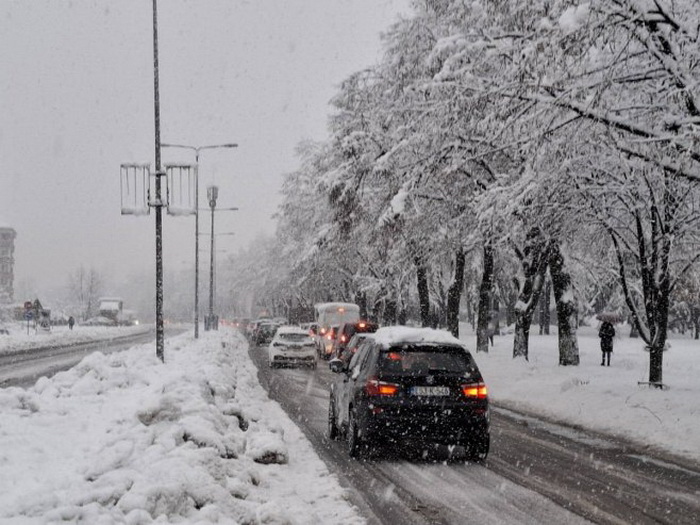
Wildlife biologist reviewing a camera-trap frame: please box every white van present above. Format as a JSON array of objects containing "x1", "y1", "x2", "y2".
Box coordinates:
[{"x1": 314, "y1": 302, "x2": 360, "y2": 358}]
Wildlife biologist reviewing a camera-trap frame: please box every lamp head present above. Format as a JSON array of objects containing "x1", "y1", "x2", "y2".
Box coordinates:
[{"x1": 207, "y1": 185, "x2": 219, "y2": 207}]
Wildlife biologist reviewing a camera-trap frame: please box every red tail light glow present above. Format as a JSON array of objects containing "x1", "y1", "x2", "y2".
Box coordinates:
[
  {"x1": 341, "y1": 335, "x2": 347, "y2": 343},
  {"x1": 462, "y1": 383, "x2": 488, "y2": 399},
  {"x1": 366, "y1": 378, "x2": 399, "y2": 396}
]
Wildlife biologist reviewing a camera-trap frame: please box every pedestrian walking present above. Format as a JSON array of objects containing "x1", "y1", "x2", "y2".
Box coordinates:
[
  {"x1": 68, "y1": 316, "x2": 75, "y2": 330},
  {"x1": 599, "y1": 320, "x2": 615, "y2": 366},
  {"x1": 486, "y1": 310, "x2": 499, "y2": 346}
]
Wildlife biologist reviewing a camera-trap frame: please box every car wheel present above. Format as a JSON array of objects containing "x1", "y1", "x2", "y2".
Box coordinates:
[
  {"x1": 464, "y1": 432, "x2": 490, "y2": 462},
  {"x1": 347, "y1": 408, "x2": 364, "y2": 458},
  {"x1": 328, "y1": 396, "x2": 339, "y2": 441}
]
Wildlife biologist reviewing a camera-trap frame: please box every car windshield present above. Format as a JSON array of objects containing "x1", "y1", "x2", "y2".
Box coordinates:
[
  {"x1": 378, "y1": 345, "x2": 479, "y2": 378},
  {"x1": 279, "y1": 333, "x2": 308, "y2": 342}
]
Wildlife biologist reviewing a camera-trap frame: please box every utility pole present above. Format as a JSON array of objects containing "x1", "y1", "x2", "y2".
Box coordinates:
[
  {"x1": 161, "y1": 143, "x2": 237, "y2": 338},
  {"x1": 152, "y1": 0, "x2": 165, "y2": 361},
  {"x1": 206, "y1": 185, "x2": 218, "y2": 330}
]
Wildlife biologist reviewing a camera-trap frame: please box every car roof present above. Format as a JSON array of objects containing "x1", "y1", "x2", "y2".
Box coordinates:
[{"x1": 371, "y1": 326, "x2": 465, "y2": 349}]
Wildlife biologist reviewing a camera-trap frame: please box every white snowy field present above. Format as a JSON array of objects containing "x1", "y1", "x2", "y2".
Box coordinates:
[
  {"x1": 469, "y1": 322, "x2": 700, "y2": 464},
  {"x1": 0, "y1": 321, "x2": 698, "y2": 523}
]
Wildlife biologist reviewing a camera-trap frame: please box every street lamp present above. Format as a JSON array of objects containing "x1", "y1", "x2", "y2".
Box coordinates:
[
  {"x1": 206, "y1": 185, "x2": 219, "y2": 330},
  {"x1": 161, "y1": 143, "x2": 237, "y2": 338},
  {"x1": 152, "y1": 0, "x2": 165, "y2": 361}
]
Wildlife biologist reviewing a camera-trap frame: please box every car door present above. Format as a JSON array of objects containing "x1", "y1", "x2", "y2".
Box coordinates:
[
  {"x1": 337, "y1": 341, "x2": 372, "y2": 428},
  {"x1": 345, "y1": 342, "x2": 376, "y2": 419}
]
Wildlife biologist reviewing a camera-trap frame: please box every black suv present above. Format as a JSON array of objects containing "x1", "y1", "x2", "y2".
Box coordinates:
[{"x1": 328, "y1": 327, "x2": 489, "y2": 460}]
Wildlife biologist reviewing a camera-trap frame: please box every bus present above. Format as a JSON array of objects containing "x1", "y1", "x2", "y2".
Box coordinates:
[{"x1": 314, "y1": 302, "x2": 360, "y2": 358}]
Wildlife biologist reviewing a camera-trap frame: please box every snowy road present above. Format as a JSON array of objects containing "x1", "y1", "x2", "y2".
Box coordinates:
[{"x1": 249, "y1": 344, "x2": 700, "y2": 525}]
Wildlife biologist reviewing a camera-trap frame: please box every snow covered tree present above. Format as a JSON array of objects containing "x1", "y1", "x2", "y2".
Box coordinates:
[{"x1": 67, "y1": 266, "x2": 102, "y2": 321}]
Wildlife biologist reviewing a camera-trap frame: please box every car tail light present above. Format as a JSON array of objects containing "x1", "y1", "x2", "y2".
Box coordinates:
[
  {"x1": 366, "y1": 377, "x2": 399, "y2": 396},
  {"x1": 320, "y1": 327, "x2": 327, "y2": 335},
  {"x1": 341, "y1": 334, "x2": 347, "y2": 343},
  {"x1": 326, "y1": 333, "x2": 333, "y2": 341},
  {"x1": 359, "y1": 322, "x2": 366, "y2": 328},
  {"x1": 462, "y1": 383, "x2": 488, "y2": 399}
]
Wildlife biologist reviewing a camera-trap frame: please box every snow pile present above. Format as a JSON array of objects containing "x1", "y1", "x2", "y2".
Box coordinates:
[
  {"x1": 373, "y1": 326, "x2": 463, "y2": 347},
  {"x1": 0, "y1": 329, "x2": 363, "y2": 524}
]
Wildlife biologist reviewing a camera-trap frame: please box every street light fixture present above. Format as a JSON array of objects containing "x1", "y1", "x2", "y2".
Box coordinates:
[{"x1": 161, "y1": 142, "x2": 238, "y2": 338}]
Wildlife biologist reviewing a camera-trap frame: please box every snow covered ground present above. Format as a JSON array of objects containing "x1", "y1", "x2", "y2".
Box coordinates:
[
  {"x1": 0, "y1": 328, "x2": 363, "y2": 524},
  {"x1": 472, "y1": 322, "x2": 700, "y2": 464},
  {"x1": 0, "y1": 321, "x2": 698, "y2": 523}
]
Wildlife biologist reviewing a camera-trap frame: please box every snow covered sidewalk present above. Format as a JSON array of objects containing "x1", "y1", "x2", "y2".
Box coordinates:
[
  {"x1": 470, "y1": 324, "x2": 700, "y2": 464},
  {"x1": 0, "y1": 329, "x2": 364, "y2": 524}
]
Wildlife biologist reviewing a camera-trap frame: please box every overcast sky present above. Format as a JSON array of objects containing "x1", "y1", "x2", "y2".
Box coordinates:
[{"x1": 0, "y1": 0, "x2": 412, "y2": 299}]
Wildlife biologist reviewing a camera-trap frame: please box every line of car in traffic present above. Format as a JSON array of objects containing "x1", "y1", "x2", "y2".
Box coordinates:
[{"x1": 243, "y1": 317, "x2": 490, "y2": 462}]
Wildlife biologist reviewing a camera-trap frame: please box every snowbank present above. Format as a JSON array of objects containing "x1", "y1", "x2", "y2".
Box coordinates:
[{"x1": 0, "y1": 329, "x2": 363, "y2": 524}]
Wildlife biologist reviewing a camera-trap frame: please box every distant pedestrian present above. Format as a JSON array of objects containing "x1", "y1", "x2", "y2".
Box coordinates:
[
  {"x1": 599, "y1": 321, "x2": 615, "y2": 366},
  {"x1": 68, "y1": 316, "x2": 75, "y2": 330},
  {"x1": 487, "y1": 311, "x2": 497, "y2": 346}
]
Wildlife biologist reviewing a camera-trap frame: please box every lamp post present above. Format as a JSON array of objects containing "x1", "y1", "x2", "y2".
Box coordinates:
[
  {"x1": 206, "y1": 185, "x2": 219, "y2": 330},
  {"x1": 161, "y1": 143, "x2": 237, "y2": 338},
  {"x1": 151, "y1": 0, "x2": 165, "y2": 361}
]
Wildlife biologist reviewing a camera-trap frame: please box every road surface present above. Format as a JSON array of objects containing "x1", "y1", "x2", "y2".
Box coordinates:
[{"x1": 248, "y1": 343, "x2": 700, "y2": 525}]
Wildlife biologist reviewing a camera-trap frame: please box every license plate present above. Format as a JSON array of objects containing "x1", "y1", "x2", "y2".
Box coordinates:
[{"x1": 411, "y1": 386, "x2": 450, "y2": 396}]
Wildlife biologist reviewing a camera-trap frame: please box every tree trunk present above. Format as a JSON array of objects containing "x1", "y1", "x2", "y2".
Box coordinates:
[
  {"x1": 648, "y1": 343, "x2": 664, "y2": 385},
  {"x1": 356, "y1": 291, "x2": 368, "y2": 319},
  {"x1": 446, "y1": 248, "x2": 466, "y2": 338},
  {"x1": 398, "y1": 308, "x2": 407, "y2": 325},
  {"x1": 384, "y1": 299, "x2": 397, "y2": 326},
  {"x1": 415, "y1": 256, "x2": 431, "y2": 327},
  {"x1": 548, "y1": 240, "x2": 580, "y2": 366},
  {"x1": 513, "y1": 228, "x2": 549, "y2": 360},
  {"x1": 476, "y1": 243, "x2": 494, "y2": 353},
  {"x1": 539, "y1": 279, "x2": 551, "y2": 335},
  {"x1": 629, "y1": 314, "x2": 640, "y2": 338}
]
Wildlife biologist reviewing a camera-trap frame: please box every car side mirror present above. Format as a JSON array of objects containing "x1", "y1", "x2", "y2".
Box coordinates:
[{"x1": 328, "y1": 358, "x2": 348, "y2": 374}]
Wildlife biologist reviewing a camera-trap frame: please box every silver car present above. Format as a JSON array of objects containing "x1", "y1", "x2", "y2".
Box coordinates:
[{"x1": 268, "y1": 325, "x2": 317, "y2": 369}]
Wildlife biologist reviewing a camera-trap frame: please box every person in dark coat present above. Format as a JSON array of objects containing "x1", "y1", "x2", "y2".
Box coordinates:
[
  {"x1": 599, "y1": 321, "x2": 615, "y2": 366},
  {"x1": 68, "y1": 316, "x2": 75, "y2": 330}
]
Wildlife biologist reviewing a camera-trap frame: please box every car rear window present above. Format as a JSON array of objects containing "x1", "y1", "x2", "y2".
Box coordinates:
[
  {"x1": 378, "y1": 345, "x2": 479, "y2": 377},
  {"x1": 279, "y1": 333, "x2": 309, "y2": 342}
]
